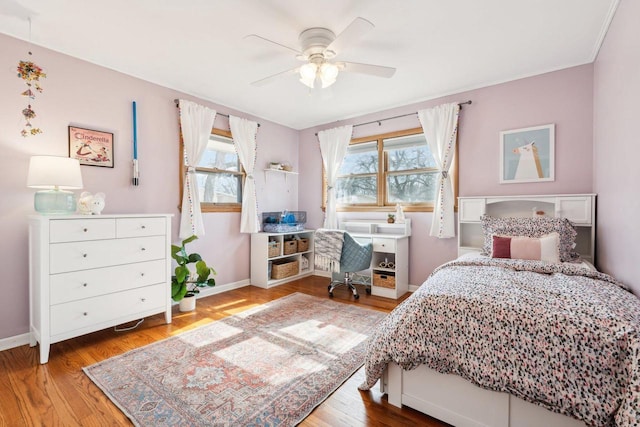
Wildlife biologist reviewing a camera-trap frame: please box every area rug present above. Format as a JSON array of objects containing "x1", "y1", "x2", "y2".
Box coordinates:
[{"x1": 83, "y1": 292, "x2": 387, "y2": 426}]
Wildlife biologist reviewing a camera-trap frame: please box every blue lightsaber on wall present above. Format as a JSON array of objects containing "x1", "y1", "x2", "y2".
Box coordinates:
[{"x1": 132, "y1": 101, "x2": 139, "y2": 186}]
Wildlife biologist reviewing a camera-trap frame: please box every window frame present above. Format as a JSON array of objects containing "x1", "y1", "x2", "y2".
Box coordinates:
[
  {"x1": 179, "y1": 128, "x2": 244, "y2": 213},
  {"x1": 322, "y1": 127, "x2": 458, "y2": 212}
]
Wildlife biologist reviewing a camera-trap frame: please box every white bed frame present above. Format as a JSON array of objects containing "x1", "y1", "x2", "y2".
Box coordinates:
[{"x1": 380, "y1": 194, "x2": 596, "y2": 427}]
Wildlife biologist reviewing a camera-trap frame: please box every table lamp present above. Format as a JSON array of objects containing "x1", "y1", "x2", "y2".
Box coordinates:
[{"x1": 27, "y1": 156, "x2": 83, "y2": 214}]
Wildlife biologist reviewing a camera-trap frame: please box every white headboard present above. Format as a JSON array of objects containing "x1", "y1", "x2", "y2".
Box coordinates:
[{"x1": 457, "y1": 194, "x2": 596, "y2": 262}]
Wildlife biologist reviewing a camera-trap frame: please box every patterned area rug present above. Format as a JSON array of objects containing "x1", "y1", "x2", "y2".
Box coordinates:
[{"x1": 83, "y1": 293, "x2": 387, "y2": 426}]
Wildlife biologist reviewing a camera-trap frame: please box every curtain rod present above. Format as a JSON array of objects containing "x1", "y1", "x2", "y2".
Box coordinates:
[
  {"x1": 313, "y1": 100, "x2": 472, "y2": 136},
  {"x1": 173, "y1": 99, "x2": 260, "y2": 127},
  {"x1": 351, "y1": 100, "x2": 472, "y2": 129}
]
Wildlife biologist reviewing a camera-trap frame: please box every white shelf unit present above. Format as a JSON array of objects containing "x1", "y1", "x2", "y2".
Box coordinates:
[
  {"x1": 457, "y1": 194, "x2": 596, "y2": 263},
  {"x1": 338, "y1": 219, "x2": 411, "y2": 299},
  {"x1": 28, "y1": 214, "x2": 173, "y2": 364},
  {"x1": 263, "y1": 169, "x2": 298, "y2": 175},
  {"x1": 251, "y1": 229, "x2": 314, "y2": 288}
]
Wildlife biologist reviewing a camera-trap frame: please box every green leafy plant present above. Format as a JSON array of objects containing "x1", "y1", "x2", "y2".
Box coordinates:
[{"x1": 171, "y1": 235, "x2": 216, "y2": 302}]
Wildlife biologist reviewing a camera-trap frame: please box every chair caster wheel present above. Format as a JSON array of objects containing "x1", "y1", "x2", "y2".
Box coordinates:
[
  {"x1": 366, "y1": 288, "x2": 371, "y2": 295},
  {"x1": 327, "y1": 285, "x2": 332, "y2": 291},
  {"x1": 329, "y1": 292, "x2": 334, "y2": 298},
  {"x1": 354, "y1": 294, "x2": 360, "y2": 300}
]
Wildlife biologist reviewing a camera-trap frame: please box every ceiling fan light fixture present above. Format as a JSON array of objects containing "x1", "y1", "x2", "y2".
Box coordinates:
[
  {"x1": 319, "y1": 62, "x2": 339, "y2": 88},
  {"x1": 299, "y1": 63, "x2": 318, "y2": 88}
]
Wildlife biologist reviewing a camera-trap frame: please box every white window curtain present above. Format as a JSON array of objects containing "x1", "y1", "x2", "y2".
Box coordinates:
[
  {"x1": 230, "y1": 115, "x2": 259, "y2": 233},
  {"x1": 318, "y1": 125, "x2": 353, "y2": 229},
  {"x1": 178, "y1": 99, "x2": 216, "y2": 238},
  {"x1": 418, "y1": 102, "x2": 460, "y2": 238}
]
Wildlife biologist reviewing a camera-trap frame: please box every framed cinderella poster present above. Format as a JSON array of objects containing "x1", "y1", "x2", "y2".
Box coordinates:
[{"x1": 68, "y1": 126, "x2": 114, "y2": 168}]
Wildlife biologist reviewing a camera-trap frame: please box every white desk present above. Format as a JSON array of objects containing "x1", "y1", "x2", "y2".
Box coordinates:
[{"x1": 338, "y1": 219, "x2": 411, "y2": 299}]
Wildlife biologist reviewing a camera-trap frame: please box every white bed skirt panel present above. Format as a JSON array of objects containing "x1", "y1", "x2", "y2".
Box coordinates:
[{"x1": 382, "y1": 363, "x2": 586, "y2": 427}]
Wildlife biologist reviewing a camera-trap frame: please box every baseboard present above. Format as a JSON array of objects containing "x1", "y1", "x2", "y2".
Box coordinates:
[
  {"x1": 0, "y1": 333, "x2": 31, "y2": 352},
  {"x1": 0, "y1": 279, "x2": 252, "y2": 353},
  {"x1": 191, "y1": 278, "x2": 251, "y2": 300}
]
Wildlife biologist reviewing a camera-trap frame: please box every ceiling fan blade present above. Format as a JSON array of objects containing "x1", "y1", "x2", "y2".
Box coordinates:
[
  {"x1": 337, "y1": 61, "x2": 396, "y2": 78},
  {"x1": 326, "y1": 17, "x2": 374, "y2": 54},
  {"x1": 244, "y1": 34, "x2": 301, "y2": 55},
  {"x1": 250, "y1": 67, "x2": 300, "y2": 87}
]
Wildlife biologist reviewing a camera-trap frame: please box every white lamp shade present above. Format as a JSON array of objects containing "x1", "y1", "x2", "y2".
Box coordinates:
[
  {"x1": 299, "y1": 63, "x2": 318, "y2": 88},
  {"x1": 27, "y1": 156, "x2": 83, "y2": 189},
  {"x1": 320, "y1": 63, "x2": 339, "y2": 88}
]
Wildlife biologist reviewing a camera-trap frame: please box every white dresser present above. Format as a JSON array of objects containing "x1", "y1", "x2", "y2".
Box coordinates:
[{"x1": 28, "y1": 214, "x2": 173, "y2": 364}]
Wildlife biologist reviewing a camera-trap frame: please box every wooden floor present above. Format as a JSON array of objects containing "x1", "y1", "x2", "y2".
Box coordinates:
[{"x1": 0, "y1": 276, "x2": 449, "y2": 426}]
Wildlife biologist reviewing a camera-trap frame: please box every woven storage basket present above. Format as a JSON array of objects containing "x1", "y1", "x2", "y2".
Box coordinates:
[
  {"x1": 283, "y1": 240, "x2": 298, "y2": 255},
  {"x1": 297, "y1": 238, "x2": 309, "y2": 252},
  {"x1": 373, "y1": 272, "x2": 396, "y2": 289},
  {"x1": 271, "y1": 259, "x2": 299, "y2": 279},
  {"x1": 268, "y1": 242, "x2": 281, "y2": 258}
]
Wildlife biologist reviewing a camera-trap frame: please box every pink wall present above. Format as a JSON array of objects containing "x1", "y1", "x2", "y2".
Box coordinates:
[
  {"x1": 0, "y1": 33, "x2": 298, "y2": 340},
  {"x1": 594, "y1": 0, "x2": 640, "y2": 294},
  {"x1": 299, "y1": 65, "x2": 595, "y2": 286},
  {"x1": 1, "y1": 26, "x2": 614, "y2": 342}
]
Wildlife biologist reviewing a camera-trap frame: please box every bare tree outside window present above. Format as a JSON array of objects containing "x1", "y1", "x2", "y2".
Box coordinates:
[
  {"x1": 323, "y1": 127, "x2": 456, "y2": 212},
  {"x1": 180, "y1": 129, "x2": 244, "y2": 213},
  {"x1": 384, "y1": 133, "x2": 438, "y2": 204},
  {"x1": 336, "y1": 141, "x2": 377, "y2": 204}
]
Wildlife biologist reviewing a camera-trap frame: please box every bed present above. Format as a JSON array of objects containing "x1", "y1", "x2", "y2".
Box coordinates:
[{"x1": 359, "y1": 195, "x2": 640, "y2": 427}]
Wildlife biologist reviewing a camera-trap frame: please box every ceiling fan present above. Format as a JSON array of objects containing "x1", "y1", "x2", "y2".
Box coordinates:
[{"x1": 245, "y1": 17, "x2": 396, "y2": 89}]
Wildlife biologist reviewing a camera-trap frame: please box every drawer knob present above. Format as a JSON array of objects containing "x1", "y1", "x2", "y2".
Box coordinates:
[
  {"x1": 140, "y1": 273, "x2": 145, "y2": 277},
  {"x1": 83, "y1": 228, "x2": 88, "y2": 232},
  {"x1": 141, "y1": 247, "x2": 146, "y2": 251},
  {"x1": 141, "y1": 225, "x2": 146, "y2": 229},
  {"x1": 83, "y1": 283, "x2": 88, "y2": 287},
  {"x1": 141, "y1": 298, "x2": 146, "y2": 302},
  {"x1": 83, "y1": 312, "x2": 88, "y2": 316},
  {"x1": 82, "y1": 254, "x2": 87, "y2": 258}
]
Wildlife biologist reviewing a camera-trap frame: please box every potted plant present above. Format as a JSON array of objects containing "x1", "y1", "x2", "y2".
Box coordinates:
[{"x1": 171, "y1": 235, "x2": 216, "y2": 312}]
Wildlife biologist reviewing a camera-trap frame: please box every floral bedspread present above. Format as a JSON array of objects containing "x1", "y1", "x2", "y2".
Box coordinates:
[{"x1": 359, "y1": 258, "x2": 640, "y2": 426}]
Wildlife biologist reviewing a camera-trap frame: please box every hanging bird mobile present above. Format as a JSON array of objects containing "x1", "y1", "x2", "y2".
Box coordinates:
[{"x1": 17, "y1": 54, "x2": 46, "y2": 137}]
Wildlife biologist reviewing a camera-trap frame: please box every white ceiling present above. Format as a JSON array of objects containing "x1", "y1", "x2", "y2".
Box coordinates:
[{"x1": 0, "y1": 0, "x2": 619, "y2": 130}]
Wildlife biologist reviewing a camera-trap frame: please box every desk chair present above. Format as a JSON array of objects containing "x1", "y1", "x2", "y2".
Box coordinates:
[{"x1": 328, "y1": 232, "x2": 373, "y2": 300}]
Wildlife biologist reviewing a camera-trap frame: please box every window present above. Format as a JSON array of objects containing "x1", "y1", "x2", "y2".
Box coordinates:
[
  {"x1": 179, "y1": 129, "x2": 244, "y2": 213},
  {"x1": 324, "y1": 127, "x2": 457, "y2": 212}
]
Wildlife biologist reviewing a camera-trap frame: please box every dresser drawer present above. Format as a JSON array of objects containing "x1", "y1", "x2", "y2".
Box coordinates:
[
  {"x1": 50, "y1": 236, "x2": 166, "y2": 274},
  {"x1": 116, "y1": 217, "x2": 167, "y2": 238},
  {"x1": 50, "y1": 218, "x2": 116, "y2": 243},
  {"x1": 372, "y1": 238, "x2": 396, "y2": 253},
  {"x1": 50, "y1": 283, "x2": 166, "y2": 337},
  {"x1": 50, "y1": 259, "x2": 167, "y2": 305}
]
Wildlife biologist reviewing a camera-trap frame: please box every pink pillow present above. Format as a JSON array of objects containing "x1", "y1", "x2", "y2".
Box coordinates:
[{"x1": 491, "y1": 232, "x2": 560, "y2": 263}]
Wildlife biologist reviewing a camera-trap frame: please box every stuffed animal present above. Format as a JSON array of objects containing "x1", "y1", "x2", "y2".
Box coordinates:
[{"x1": 77, "y1": 192, "x2": 106, "y2": 215}]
